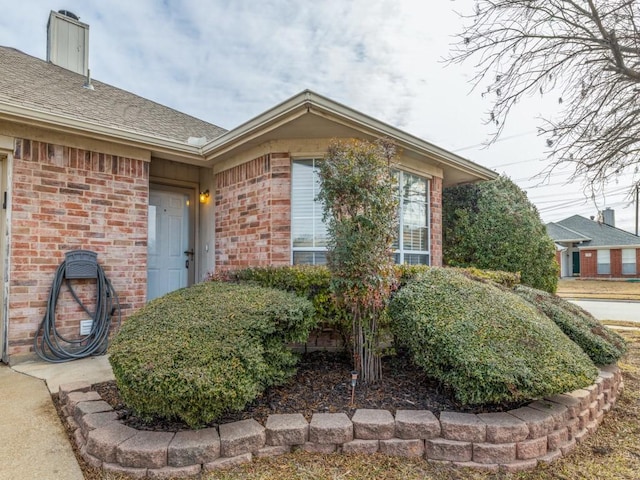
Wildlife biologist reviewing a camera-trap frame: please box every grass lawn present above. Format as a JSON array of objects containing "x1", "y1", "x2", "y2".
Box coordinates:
[
  {"x1": 557, "y1": 279, "x2": 640, "y2": 301},
  {"x1": 87, "y1": 330, "x2": 640, "y2": 480}
]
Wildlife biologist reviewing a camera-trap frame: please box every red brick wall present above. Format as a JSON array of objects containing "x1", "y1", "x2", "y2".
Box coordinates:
[
  {"x1": 579, "y1": 248, "x2": 640, "y2": 278},
  {"x1": 215, "y1": 154, "x2": 291, "y2": 269},
  {"x1": 430, "y1": 176, "x2": 443, "y2": 267},
  {"x1": 8, "y1": 139, "x2": 148, "y2": 357},
  {"x1": 580, "y1": 249, "x2": 597, "y2": 278},
  {"x1": 610, "y1": 249, "x2": 622, "y2": 277}
]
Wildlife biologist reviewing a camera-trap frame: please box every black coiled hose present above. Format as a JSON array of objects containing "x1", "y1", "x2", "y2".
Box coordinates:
[{"x1": 34, "y1": 259, "x2": 121, "y2": 363}]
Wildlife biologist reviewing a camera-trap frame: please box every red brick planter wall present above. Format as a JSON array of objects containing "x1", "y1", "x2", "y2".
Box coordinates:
[
  {"x1": 60, "y1": 365, "x2": 622, "y2": 477},
  {"x1": 8, "y1": 140, "x2": 148, "y2": 358}
]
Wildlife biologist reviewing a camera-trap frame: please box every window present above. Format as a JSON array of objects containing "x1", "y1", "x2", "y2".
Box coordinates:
[
  {"x1": 291, "y1": 159, "x2": 327, "y2": 265},
  {"x1": 597, "y1": 249, "x2": 611, "y2": 275},
  {"x1": 622, "y1": 248, "x2": 637, "y2": 275},
  {"x1": 291, "y1": 160, "x2": 430, "y2": 265},
  {"x1": 393, "y1": 171, "x2": 430, "y2": 265}
]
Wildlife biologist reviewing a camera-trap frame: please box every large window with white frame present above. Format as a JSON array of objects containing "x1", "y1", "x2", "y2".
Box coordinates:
[
  {"x1": 622, "y1": 248, "x2": 637, "y2": 275},
  {"x1": 597, "y1": 249, "x2": 611, "y2": 275},
  {"x1": 291, "y1": 159, "x2": 430, "y2": 265}
]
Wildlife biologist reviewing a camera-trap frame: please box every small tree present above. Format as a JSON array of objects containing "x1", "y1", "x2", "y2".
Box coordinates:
[
  {"x1": 317, "y1": 139, "x2": 398, "y2": 383},
  {"x1": 443, "y1": 176, "x2": 559, "y2": 293}
]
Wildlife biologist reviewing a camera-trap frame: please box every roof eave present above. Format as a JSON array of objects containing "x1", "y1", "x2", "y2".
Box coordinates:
[
  {"x1": 203, "y1": 90, "x2": 498, "y2": 181},
  {"x1": 0, "y1": 101, "x2": 207, "y2": 165}
]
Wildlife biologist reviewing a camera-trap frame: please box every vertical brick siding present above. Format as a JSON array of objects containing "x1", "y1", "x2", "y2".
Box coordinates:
[
  {"x1": 579, "y1": 248, "x2": 640, "y2": 278},
  {"x1": 8, "y1": 139, "x2": 149, "y2": 357},
  {"x1": 430, "y1": 176, "x2": 443, "y2": 267},
  {"x1": 215, "y1": 154, "x2": 291, "y2": 270}
]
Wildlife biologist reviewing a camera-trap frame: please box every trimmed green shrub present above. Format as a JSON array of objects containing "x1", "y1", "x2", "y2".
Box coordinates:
[
  {"x1": 514, "y1": 285, "x2": 627, "y2": 365},
  {"x1": 389, "y1": 268, "x2": 598, "y2": 406},
  {"x1": 108, "y1": 281, "x2": 315, "y2": 428},
  {"x1": 443, "y1": 176, "x2": 559, "y2": 293},
  {"x1": 457, "y1": 267, "x2": 521, "y2": 288}
]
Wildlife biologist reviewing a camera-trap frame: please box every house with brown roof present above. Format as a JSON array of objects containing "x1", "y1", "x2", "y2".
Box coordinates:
[
  {"x1": 546, "y1": 210, "x2": 640, "y2": 278},
  {"x1": 0, "y1": 11, "x2": 496, "y2": 363}
]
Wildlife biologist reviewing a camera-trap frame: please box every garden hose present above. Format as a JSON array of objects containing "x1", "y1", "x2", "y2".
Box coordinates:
[{"x1": 34, "y1": 257, "x2": 121, "y2": 363}]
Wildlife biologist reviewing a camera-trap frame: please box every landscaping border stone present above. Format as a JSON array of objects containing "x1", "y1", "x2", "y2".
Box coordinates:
[{"x1": 58, "y1": 366, "x2": 623, "y2": 477}]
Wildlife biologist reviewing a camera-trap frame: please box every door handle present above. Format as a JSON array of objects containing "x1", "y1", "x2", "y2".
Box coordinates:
[{"x1": 184, "y1": 249, "x2": 194, "y2": 257}]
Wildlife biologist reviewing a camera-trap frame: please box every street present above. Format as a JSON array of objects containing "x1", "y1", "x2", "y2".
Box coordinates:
[{"x1": 569, "y1": 299, "x2": 640, "y2": 322}]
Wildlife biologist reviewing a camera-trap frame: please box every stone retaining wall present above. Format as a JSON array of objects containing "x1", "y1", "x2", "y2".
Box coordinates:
[{"x1": 59, "y1": 365, "x2": 623, "y2": 478}]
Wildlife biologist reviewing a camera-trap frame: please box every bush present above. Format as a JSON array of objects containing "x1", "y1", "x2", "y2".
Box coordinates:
[
  {"x1": 514, "y1": 285, "x2": 627, "y2": 365},
  {"x1": 443, "y1": 176, "x2": 559, "y2": 293},
  {"x1": 108, "y1": 281, "x2": 315, "y2": 428},
  {"x1": 389, "y1": 268, "x2": 597, "y2": 406}
]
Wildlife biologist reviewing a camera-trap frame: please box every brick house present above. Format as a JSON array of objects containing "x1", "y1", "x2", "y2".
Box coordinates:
[
  {"x1": 547, "y1": 211, "x2": 640, "y2": 278},
  {"x1": 0, "y1": 11, "x2": 496, "y2": 363}
]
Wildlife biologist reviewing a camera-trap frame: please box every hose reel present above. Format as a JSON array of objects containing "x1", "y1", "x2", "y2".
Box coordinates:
[{"x1": 34, "y1": 250, "x2": 121, "y2": 363}]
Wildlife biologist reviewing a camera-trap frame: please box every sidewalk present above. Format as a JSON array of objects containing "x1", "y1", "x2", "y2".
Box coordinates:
[{"x1": 0, "y1": 355, "x2": 114, "y2": 480}]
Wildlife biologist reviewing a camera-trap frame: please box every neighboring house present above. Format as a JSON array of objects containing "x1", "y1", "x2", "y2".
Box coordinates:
[
  {"x1": 546, "y1": 209, "x2": 640, "y2": 278},
  {"x1": 0, "y1": 11, "x2": 496, "y2": 363}
]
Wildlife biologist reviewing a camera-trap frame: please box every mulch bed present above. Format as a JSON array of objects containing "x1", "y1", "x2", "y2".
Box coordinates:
[{"x1": 94, "y1": 350, "x2": 527, "y2": 432}]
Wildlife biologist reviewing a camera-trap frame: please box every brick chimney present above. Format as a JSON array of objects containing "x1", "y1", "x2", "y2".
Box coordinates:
[{"x1": 47, "y1": 10, "x2": 89, "y2": 76}]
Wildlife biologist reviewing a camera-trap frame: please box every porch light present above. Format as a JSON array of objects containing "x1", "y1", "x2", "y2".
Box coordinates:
[{"x1": 199, "y1": 189, "x2": 210, "y2": 204}]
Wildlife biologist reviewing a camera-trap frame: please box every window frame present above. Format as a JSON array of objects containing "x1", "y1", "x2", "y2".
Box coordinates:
[
  {"x1": 622, "y1": 248, "x2": 637, "y2": 275},
  {"x1": 596, "y1": 249, "x2": 611, "y2": 275},
  {"x1": 290, "y1": 158, "x2": 431, "y2": 266}
]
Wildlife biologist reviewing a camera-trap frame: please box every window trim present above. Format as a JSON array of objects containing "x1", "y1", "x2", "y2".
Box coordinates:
[
  {"x1": 596, "y1": 249, "x2": 611, "y2": 275},
  {"x1": 622, "y1": 248, "x2": 637, "y2": 275},
  {"x1": 290, "y1": 159, "x2": 431, "y2": 266}
]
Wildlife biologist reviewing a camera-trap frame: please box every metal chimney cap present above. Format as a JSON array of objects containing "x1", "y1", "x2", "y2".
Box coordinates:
[{"x1": 58, "y1": 10, "x2": 79, "y2": 20}]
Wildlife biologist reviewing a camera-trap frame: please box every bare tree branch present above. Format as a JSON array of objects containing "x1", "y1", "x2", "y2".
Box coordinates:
[{"x1": 447, "y1": 0, "x2": 640, "y2": 196}]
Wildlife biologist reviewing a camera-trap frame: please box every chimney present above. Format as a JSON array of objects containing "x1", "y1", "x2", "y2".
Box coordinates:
[
  {"x1": 600, "y1": 208, "x2": 615, "y2": 227},
  {"x1": 47, "y1": 10, "x2": 89, "y2": 76}
]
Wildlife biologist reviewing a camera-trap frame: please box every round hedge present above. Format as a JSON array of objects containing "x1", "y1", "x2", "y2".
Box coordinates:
[
  {"x1": 514, "y1": 285, "x2": 627, "y2": 365},
  {"x1": 108, "y1": 281, "x2": 315, "y2": 428},
  {"x1": 389, "y1": 268, "x2": 598, "y2": 406}
]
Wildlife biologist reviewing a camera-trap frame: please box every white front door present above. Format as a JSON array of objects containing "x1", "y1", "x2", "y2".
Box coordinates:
[{"x1": 147, "y1": 188, "x2": 194, "y2": 301}]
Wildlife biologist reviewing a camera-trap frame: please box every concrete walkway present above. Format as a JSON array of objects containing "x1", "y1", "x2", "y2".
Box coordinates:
[{"x1": 0, "y1": 355, "x2": 114, "y2": 480}]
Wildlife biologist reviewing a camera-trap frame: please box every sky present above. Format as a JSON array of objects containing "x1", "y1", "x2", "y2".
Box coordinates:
[{"x1": 0, "y1": 0, "x2": 638, "y2": 233}]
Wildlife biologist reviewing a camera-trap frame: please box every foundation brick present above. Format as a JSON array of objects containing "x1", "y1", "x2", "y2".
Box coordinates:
[
  {"x1": 352, "y1": 409, "x2": 395, "y2": 440},
  {"x1": 439, "y1": 412, "x2": 486, "y2": 442},
  {"x1": 86, "y1": 423, "x2": 138, "y2": 463},
  {"x1": 116, "y1": 431, "x2": 175, "y2": 469},
  {"x1": 379, "y1": 438, "x2": 425, "y2": 457},
  {"x1": 547, "y1": 427, "x2": 569, "y2": 452},
  {"x1": 80, "y1": 411, "x2": 119, "y2": 438},
  {"x1": 219, "y1": 419, "x2": 265, "y2": 457},
  {"x1": 472, "y1": 442, "x2": 516, "y2": 464},
  {"x1": 342, "y1": 439, "x2": 379, "y2": 454},
  {"x1": 102, "y1": 462, "x2": 147, "y2": 478},
  {"x1": 59, "y1": 381, "x2": 91, "y2": 402},
  {"x1": 168, "y1": 428, "x2": 220, "y2": 467},
  {"x1": 309, "y1": 413, "x2": 353, "y2": 444},
  {"x1": 74, "y1": 400, "x2": 113, "y2": 424},
  {"x1": 395, "y1": 410, "x2": 440, "y2": 439},
  {"x1": 265, "y1": 413, "x2": 308, "y2": 446},
  {"x1": 297, "y1": 442, "x2": 337, "y2": 454},
  {"x1": 477, "y1": 412, "x2": 529, "y2": 443},
  {"x1": 147, "y1": 464, "x2": 202, "y2": 479},
  {"x1": 508, "y1": 407, "x2": 555, "y2": 439},
  {"x1": 425, "y1": 438, "x2": 473, "y2": 462},
  {"x1": 517, "y1": 437, "x2": 547, "y2": 460}
]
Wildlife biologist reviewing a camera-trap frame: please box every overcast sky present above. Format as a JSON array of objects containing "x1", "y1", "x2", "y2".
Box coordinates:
[{"x1": 1, "y1": 0, "x2": 637, "y2": 233}]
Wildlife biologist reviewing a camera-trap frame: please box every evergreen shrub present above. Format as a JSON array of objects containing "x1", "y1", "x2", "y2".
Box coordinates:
[
  {"x1": 108, "y1": 281, "x2": 315, "y2": 428},
  {"x1": 389, "y1": 268, "x2": 598, "y2": 405},
  {"x1": 514, "y1": 285, "x2": 627, "y2": 365}
]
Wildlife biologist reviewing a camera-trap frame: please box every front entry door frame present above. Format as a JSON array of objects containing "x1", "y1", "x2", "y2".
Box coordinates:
[
  {"x1": 0, "y1": 150, "x2": 10, "y2": 363},
  {"x1": 147, "y1": 183, "x2": 197, "y2": 301}
]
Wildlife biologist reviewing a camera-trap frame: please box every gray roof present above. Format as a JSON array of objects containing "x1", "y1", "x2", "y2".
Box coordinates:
[
  {"x1": 547, "y1": 215, "x2": 640, "y2": 247},
  {"x1": 0, "y1": 46, "x2": 226, "y2": 144}
]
